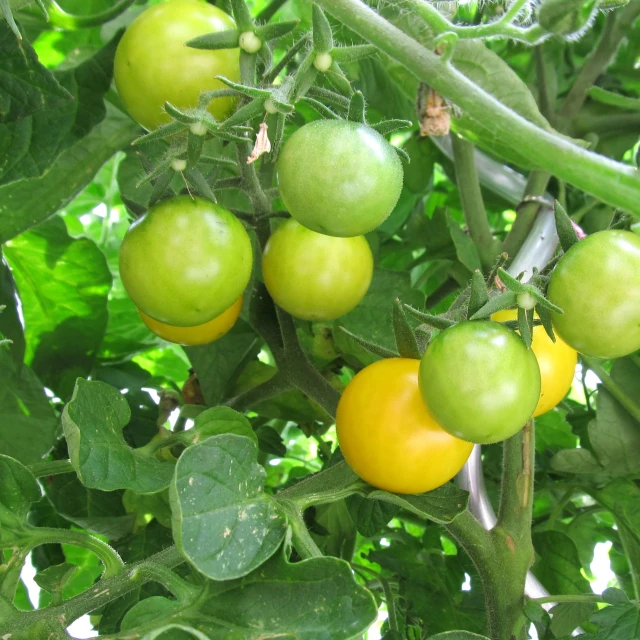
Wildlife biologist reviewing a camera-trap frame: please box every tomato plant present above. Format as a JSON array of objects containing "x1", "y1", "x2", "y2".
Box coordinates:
[
  {"x1": 138, "y1": 295, "x2": 243, "y2": 346},
  {"x1": 492, "y1": 310, "x2": 578, "y2": 416},
  {"x1": 337, "y1": 358, "x2": 473, "y2": 494},
  {"x1": 114, "y1": 0, "x2": 240, "y2": 131},
  {"x1": 276, "y1": 120, "x2": 404, "y2": 237},
  {"x1": 419, "y1": 321, "x2": 541, "y2": 444},
  {"x1": 4, "y1": 1, "x2": 640, "y2": 640},
  {"x1": 262, "y1": 219, "x2": 373, "y2": 320},
  {"x1": 548, "y1": 230, "x2": 640, "y2": 359},
  {"x1": 119, "y1": 196, "x2": 252, "y2": 327}
]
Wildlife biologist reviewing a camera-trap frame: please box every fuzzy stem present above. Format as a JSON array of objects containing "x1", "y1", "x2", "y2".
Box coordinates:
[
  {"x1": 1, "y1": 546, "x2": 184, "y2": 634},
  {"x1": 313, "y1": 0, "x2": 640, "y2": 218}
]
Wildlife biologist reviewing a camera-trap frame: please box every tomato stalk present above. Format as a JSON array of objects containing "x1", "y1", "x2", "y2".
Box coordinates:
[
  {"x1": 313, "y1": 0, "x2": 640, "y2": 218},
  {"x1": 27, "y1": 458, "x2": 75, "y2": 477},
  {"x1": 1, "y1": 546, "x2": 184, "y2": 635},
  {"x1": 450, "y1": 133, "x2": 502, "y2": 271}
]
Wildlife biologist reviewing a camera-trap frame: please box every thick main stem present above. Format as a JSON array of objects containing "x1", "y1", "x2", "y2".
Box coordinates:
[{"x1": 313, "y1": 0, "x2": 640, "y2": 217}]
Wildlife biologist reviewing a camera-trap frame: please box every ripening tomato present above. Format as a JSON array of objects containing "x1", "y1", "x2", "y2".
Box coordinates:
[
  {"x1": 262, "y1": 219, "x2": 373, "y2": 321},
  {"x1": 547, "y1": 230, "x2": 640, "y2": 359},
  {"x1": 492, "y1": 310, "x2": 577, "y2": 416},
  {"x1": 419, "y1": 321, "x2": 541, "y2": 444},
  {"x1": 276, "y1": 120, "x2": 404, "y2": 237},
  {"x1": 336, "y1": 358, "x2": 473, "y2": 494},
  {"x1": 139, "y1": 296, "x2": 242, "y2": 346},
  {"x1": 114, "y1": 0, "x2": 240, "y2": 131},
  {"x1": 119, "y1": 196, "x2": 252, "y2": 327}
]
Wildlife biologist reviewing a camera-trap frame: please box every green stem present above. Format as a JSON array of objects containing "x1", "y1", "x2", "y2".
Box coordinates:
[
  {"x1": 0, "y1": 547, "x2": 30, "y2": 601},
  {"x1": 558, "y1": 3, "x2": 640, "y2": 124},
  {"x1": 480, "y1": 422, "x2": 535, "y2": 640},
  {"x1": 28, "y1": 459, "x2": 75, "y2": 478},
  {"x1": 502, "y1": 171, "x2": 551, "y2": 259},
  {"x1": 256, "y1": 0, "x2": 289, "y2": 22},
  {"x1": 352, "y1": 563, "x2": 399, "y2": 632},
  {"x1": 546, "y1": 487, "x2": 576, "y2": 530},
  {"x1": 582, "y1": 356, "x2": 640, "y2": 423},
  {"x1": 399, "y1": 0, "x2": 545, "y2": 43},
  {"x1": 25, "y1": 527, "x2": 124, "y2": 579},
  {"x1": 44, "y1": 0, "x2": 135, "y2": 29},
  {"x1": 136, "y1": 563, "x2": 198, "y2": 603},
  {"x1": 450, "y1": 133, "x2": 501, "y2": 270},
  {"x1": 280, "y1": 502, "x2": 323, "y2": 559},
  {"x1": 531, "y1": 594, "x2": 606, "y2": 605},
  {"x1": 225, "y1": 371, "x2": 291, "y2": 411},
  {"x1": 535, "y1": 45, "x2": 555, "y2": 124},
  {"x1": 313, "y1": 0, "x2": 640, "y2": 217},
  {"x1": 2, "y1": 546, "x2": 184, "y2": 634}
]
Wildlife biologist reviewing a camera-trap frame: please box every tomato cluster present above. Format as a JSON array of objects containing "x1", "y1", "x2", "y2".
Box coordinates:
[
  {"x1": 115, "y1": 2, "x2": 637, "y2": 497},
  {"x1": 115, "y1": 1, "x2": 402, "y2": 344}
]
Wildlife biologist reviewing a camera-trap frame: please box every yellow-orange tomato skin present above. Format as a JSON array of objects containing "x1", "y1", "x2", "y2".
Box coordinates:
[
  {"x1": 492, "y1": 310, "x2": 577, "y2": 417},
  {"x1": 336, "y1": 358, "x2": 474, "y2": 494},
  {"x1": 138, "y1": 296, "x2": 242, "y2": 346}
]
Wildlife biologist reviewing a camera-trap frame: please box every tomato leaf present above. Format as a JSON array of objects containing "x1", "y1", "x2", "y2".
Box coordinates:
[
  {"x1": 4, "y1": 217, "x2": 112, "y2": 399},
  {"x1": 44, "y1": 474, "x2": 136, "y2": 539},
  {"x1": 126, "y1": 551, "x2": 377, "y2": 639},
  {"x1": 0, "y1": 20, "x2": 71, "y2": 125},
  {"x1": 0, "y1": 348, "x2": 58, "y2": 466},
  {"x1": 186, "y1": 406, "x2": 257, "y2": 445},
  {"x1": 532, "y1": 530, "x2": 592, "y2": 595},
  {"x1": 0, "y1": 106, "x2": 139, "y2": 244},
  {"x1": 588, "y1": 388, "x2": 640, "y2": 476},
  {"x1": 346, "y1": 494, "x2": 399, "y2": 537},
  {"x1": 170, "y1": 434, "x2": 287, "y2": 580},
  {"x1": 0, "y1": 454, "x2": 41, "y2": 542},
  {"x1": 184, "y1": 318, "x2": 261, "y2": 406},
  {"x1": 363, "y1": 482, "x2": 470, "y2": 524},
  {"x1": 62, "y1": 378, "x2": 175, "y2": 493},
  {"x1": 0, "y1": 31, "x2": 122, "y2": 186},
  {"x1": 33, "y1": 563, "x2": 77, "y2": 594}
]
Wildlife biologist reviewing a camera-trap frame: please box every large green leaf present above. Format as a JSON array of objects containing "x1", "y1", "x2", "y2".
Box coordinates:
[
  {"x1": 531, "y1": 530, "x2": 592, "y2": 595},
  {"x1": 0, "y1": 454, "x2": 41, "y2": 542},
  {"x1": 123, "y1": 551, "x2": 377, "y2": 639},
  {"x1": 0, "y1": 106, "x2": 139, "y2": 243},
  {"x1": 170, "y1": 434, "x2": 287, "y2": 581},
  {"x1": 589, "y1": 387, "x2": 640, "y2": 477},
  {"x1": 62, "y1": 378, "x2": 175, "y2": 493},
  {"x1": 0, "y1": 31, "x2": 122, "y2": 186},
  {"x1": 0, "y1": 21, "x2": 71, "y2": 125},
  {"x1": 44, "y1": 473, "x2": 135, "y2": 539},
  {"x1": 4, "y1": 216, "x2": 112, "y2": 399},
  {"x1": 0, "y1": 347, "x2": 57, "y2": 465}
]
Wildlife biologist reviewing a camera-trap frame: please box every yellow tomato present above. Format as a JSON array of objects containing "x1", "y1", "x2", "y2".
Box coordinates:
[
  {"x1": 492, "y1": 309, "x2": 578, "y2": 417},
  {"x1": 138, "y1": 296, "x2": 242, "y2": 346},
  {"x1": 336, "y1": 358, "x2": 473, "y2": 494}
]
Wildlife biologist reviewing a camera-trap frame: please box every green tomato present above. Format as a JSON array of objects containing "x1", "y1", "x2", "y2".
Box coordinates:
[
  {"x1": 114, "y1": 0, "x2": 240, "y2": 131},
  {"x1": 419, "y1": 321, "x2": 541, "y2": 444},
  {"x1": 119, "y1": 196, "x2": 252, "y2": 327},
  {"x1": 548, "y1": 230, "x2": 640, "y2": 358},
  {"x1": 276, "y1": 120, "x2": 403, "y2": 237},
  {"x1": 262, "y1": 219, "x2": 374, "y2": 321}
]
